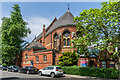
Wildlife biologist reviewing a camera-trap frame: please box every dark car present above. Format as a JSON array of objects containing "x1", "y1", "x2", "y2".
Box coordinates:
[
  {"x1": 7, "y1": 66, "x2": 19, "y2": 72},
  {"x1": 2, "y1": 66, "x2": 7, "y2": 71},
  {"x1": 18, "y1": 66, "x2": 39, "y2": 74}
]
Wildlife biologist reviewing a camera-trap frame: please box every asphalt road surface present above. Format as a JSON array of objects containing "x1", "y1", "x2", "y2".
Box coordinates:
[
  {"x1": 0, "y1": 70, "x2": 117, "y2": 80},
  {"x1": 0, "y1": 70, "x2": 83, "y2": 80}
]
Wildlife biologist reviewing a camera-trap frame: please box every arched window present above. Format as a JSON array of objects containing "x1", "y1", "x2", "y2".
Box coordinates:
[
  {"x1": 54, "y1": 33, "x2": 58, "y2": 39},
  {"x1": 63, "y1": 30, "x2": 70, "y2": 37},
  {"x1": 63, "y1": 30, "x2": 70, "y2": 47},
  {"x1": 53, "y1": 33, "x2": 58, "y2": 49},
  {"x1": 67, "y1": 38, "x2": 70, "y2": 46},
  {"x1": 63, "y1": 39, "x2": 66, "y2": 46}
]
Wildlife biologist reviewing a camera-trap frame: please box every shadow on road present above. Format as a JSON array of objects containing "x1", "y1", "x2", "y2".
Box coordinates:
[
  {"x1": 1, "y1": 77, "x2": 116, "y2": 80},
  {"x1": 1, "y1": 77, "x2": 20, "y2": 80}
]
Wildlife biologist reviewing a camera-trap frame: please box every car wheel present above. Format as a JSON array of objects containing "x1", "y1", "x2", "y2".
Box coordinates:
[
  {"x1": 27, "y1": 71, "x2": 29, "y2": 74},
  {"x1": 12, "y1": 70, "x2": 14, "y2": 72},
  {"x1": 39, "y1": 71, "x2": 42, "y2": 76},
  {"x1": 51, "y1": 72, "x2": 55, "y2": 78}
]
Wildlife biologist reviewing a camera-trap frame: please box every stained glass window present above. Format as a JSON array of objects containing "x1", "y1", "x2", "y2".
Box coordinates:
[
  {"x1": 67, "y1": 38, "x2": 70, "y2": 46},
  {"x1": 63, "y1": 39, "x2": 66, "y2": 46},
  {"x1": 63, "y1": 31, "x2": 70, "y2": 37},
  {"x1": 54, "y1": 33, "x2": 58, "y2": 48},
  {"x1": 54, "y1": 33, "x2": 58, "y2": 39},
  {"x1": 63, "y1": 30, "x2": 70, "y2": 47}
]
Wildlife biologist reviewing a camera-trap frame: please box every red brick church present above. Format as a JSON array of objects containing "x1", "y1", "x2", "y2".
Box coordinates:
[
  {"x1": 18, "y1": 8, "x2": 119, "y2": 69},
  {"x1": 20, "y1": 9, "x2": 78, "y2": 69}
]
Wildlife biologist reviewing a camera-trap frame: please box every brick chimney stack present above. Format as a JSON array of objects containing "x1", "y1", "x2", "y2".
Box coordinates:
[
  {"x1": 43, "y1": 24, "x2": 45, "y2": 29},
  {"x1": 42, "y1": 24, "x2": 46, "y2": 46}
]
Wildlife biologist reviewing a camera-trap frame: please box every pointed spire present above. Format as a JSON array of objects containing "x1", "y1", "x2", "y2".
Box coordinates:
[{"x1": 68, "y1": 4, "x2": 70, "y2": 11}]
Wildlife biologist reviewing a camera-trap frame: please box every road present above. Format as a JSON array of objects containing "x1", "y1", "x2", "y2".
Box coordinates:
[
  {"x1": 0, "y1": 70, "x2": 117, "y2": 80},
  {"x1": 0, "y1": 70, "x2": 82, "y2": 80}
]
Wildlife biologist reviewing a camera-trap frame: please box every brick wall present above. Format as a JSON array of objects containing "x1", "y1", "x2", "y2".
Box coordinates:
[
  {"x1": 22, "y1": 50, "x2": 54, "y2": 69},
  {"x1": 20, "y1": 25, "x2": 78, "y2": 69},
  {"x1": 43, "y1": 25, "x2": 77, "y2": 51},
  {"x1": 55, "y1": 53, "x2": 62, "y2": 65}
]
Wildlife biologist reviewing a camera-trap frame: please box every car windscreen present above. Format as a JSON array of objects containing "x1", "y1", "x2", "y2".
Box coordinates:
[
  {"x1": 28, "y1": 67, "x2": 36, "y2": 69},
  {"x1": 3, "y1": 66, "x2": 7, "y2": 67},
  {"x1": 56, "y1": 67, "x2": 61, "y2": 69},
  {"x1": 13, "y1": 66, "x2": 18, "y2": 68}
]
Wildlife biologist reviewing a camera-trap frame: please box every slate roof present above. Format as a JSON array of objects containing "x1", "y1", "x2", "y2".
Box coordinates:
[
  {"x1": 45, "y1": 10, "x2": 76, "y2": 36},
  {"x1": 36, "y1": 10, "x2": 76, "y2": 41},
  {"x1": 36, "y1": 33, "x2": 43, "y2": 41},
  {"x1": 26, "y1": 40, "x2": 46, "y2": 49},
  {"x1": 36, "y1": 17, "x2": 57, "y2": 41}
]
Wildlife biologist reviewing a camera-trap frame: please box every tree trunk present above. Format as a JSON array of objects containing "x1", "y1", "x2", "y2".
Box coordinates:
[
  {"x1": 105, "y1": 49, "x2": 108, "y2": 68},
  {"x1": 118, "y1": 56, "x2": 120, "y2": 79}
]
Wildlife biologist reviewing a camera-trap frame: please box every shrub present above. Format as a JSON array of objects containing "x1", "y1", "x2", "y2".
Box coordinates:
[
  {"x1": 2, "y1": 63, "x2": 7, "y2": 66},
  {"x1": 58, "y1": 52, "x2": 78, "y2": 66},
  {"x1": 61, "y1": 66, "x2": 119, "y2": 79}
]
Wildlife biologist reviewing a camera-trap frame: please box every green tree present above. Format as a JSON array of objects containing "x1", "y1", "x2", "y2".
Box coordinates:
[
  {"x1": 109, "y1": 0, "x2": 120, "y2": 2},
  {"x1": 1, "y1": 4, "x2": 31, "y2": 65},
  {"x1": 73, "y1": 1, "x2": 119, "y2": 67},
  {"x1": 59, "y1": 52, "x2": 78, "y2": 66}
]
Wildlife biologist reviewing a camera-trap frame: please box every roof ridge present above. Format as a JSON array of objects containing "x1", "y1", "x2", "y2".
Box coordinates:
[
  {"x1": 46, "y1": 17, "x2": 57, "y2": 32},
  {"x1": 36, "y1": 10, "x2": 76, "y2": 41},
  {"x1": 35, "y1": 17, "x2": 57, "y2": 41}
]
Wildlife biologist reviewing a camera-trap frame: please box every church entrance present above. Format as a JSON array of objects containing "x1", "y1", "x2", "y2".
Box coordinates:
[
  {"x1": 30, "y1": 61, "x2": 33, "y2": 66},
  {"x1": 89, "y1": 61, "x2": 94, "y2": 67}
]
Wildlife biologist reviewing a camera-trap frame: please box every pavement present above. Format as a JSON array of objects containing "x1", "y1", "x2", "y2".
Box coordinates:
[
  {"x1": 0, "y1": 70, "x2": 118, "y2": 80},
  {"x1": 64, "y1": 74, "x2": 118, "y2": 80}
]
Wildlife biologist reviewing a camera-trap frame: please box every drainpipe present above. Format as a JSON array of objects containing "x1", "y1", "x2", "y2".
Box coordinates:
[
  {"x1": 51, "y1": 32, "x2": 52, "y2": 49},
  {"x1": 52, "y1": 49, "x2": 55, "y2": 65},
  {"x1": 42, "y1": 24, "x2": 46, "y2": 46}
]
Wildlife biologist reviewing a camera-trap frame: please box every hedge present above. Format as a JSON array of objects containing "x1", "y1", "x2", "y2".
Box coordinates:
[{"x1": 61, "y1": 66, "x2": 119, "y2": 79}]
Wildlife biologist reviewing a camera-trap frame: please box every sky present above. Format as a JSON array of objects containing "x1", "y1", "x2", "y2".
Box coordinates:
[{"x1": 1, "y1": 1, "x2": 107, "y2": 43}]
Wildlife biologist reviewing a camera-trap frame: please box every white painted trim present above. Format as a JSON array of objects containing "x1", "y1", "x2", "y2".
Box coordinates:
[{"x1": 46, "y1": 43, "x2": 52, "y2": 46}]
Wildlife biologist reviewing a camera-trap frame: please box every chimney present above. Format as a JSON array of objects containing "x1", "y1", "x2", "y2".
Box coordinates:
[
  {"x1": 43, "y1": 24, "x2": 45, "y2": 29},
  {"x1": 42, "y1": 24, "x2": 46, "y2": 46}
]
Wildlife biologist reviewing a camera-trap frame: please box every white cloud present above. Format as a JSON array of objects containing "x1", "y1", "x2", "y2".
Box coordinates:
[{"x1": 24, "y1": 17, "x2": 51, "y2": 43}]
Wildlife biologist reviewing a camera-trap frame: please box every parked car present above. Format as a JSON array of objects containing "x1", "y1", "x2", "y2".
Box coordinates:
[
  {"x1": 0, "y1": 65, "x2": 3, "y2": 70},
  {"x1": 38, "y1": 66, "x2": 63, "y2": 78},
  {"x1": 2, "y1": 66, "x2": 7, "y2": 71},
  {"x1": 7, "y1": 66, "x2": 19, "y2": 72},
  {"x1": 18, "y1": 66, "x2": 39, "y2": 74}
]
